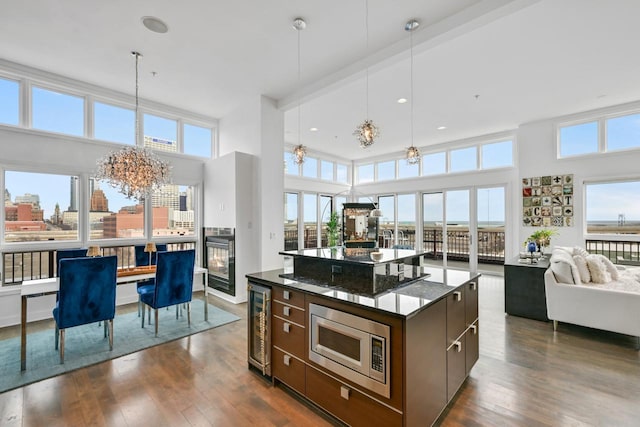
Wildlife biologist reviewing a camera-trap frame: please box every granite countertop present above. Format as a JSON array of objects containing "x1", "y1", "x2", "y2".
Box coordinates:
[
  {"x1": 246, "y1": 266, "x2": 479, "y2": 319},
  {"x1": 279, "y1": 247, "x2": 427, "y2": 265}
]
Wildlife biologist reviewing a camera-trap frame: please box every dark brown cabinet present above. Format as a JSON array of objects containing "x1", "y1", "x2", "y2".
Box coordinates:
[{"x1": 272, "y1": 286, "x2": 306, "y2": 393}]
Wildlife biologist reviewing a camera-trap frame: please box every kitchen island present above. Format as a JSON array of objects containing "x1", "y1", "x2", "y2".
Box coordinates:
[{"x1": 247, "y1": 248, "x2": 479, "y2": 427}]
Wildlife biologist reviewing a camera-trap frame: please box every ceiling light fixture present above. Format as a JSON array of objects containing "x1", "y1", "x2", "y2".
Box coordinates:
[
  {"x1": 353, "y1": 0, "x2": 379, "y2": 148},
  {"x1": 310, "y1": 127, "x2": 318, "y2": 132},
  {"x1": 405, "y1": 19, "x2": 420, "y2": 166},
  {"x1": 397, "y1": 98, "x2": 408, "y2": 104},
  {"x1": 141, "y1": 16, "x2": 169, "y2": 34},
  {"x1": 292, "y1": 18, "x2": 307, "y2": 165},
  {"x1": 437, "y1": 126, "x2": 447, "y2": 130},
  {"x1": 96, "y1": 51, "x2": 171, "y2": 200}
]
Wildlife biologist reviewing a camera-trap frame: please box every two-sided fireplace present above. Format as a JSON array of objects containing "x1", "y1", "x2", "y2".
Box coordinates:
[{"x1": 203, "y1": 227, "x2": 235, "y2": 296}]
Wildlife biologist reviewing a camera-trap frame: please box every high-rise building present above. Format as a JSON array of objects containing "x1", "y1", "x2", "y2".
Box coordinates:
[
  {"x1": 68, "y1": 176, "x2": 78, "y2": 211},
  {"x1": 144, "y1": 135, "x2": 177, "y2": 153},
  {"x1": 15, "y1": 193, "x2": 41, "y2": 209},
  {"x1": 90, "y1": 188, "x2": 109, "y2": 212}
]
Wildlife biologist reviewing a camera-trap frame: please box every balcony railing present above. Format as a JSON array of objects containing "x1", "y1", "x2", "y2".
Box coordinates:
[
  {"x1": 586, "y1": 239, "x2": 640, "y2": 264},
  {"x1": 2, "y1": 242, "x2": 196, "y2": 286}
]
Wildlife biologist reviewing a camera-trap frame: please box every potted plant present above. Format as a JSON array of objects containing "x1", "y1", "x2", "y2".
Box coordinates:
[
  {"x1": 525, "y1": 228, "x2": 558, "y2": 254},
  {"x1": 326, "y1": 211, "x2": 340, "y2": 248}
]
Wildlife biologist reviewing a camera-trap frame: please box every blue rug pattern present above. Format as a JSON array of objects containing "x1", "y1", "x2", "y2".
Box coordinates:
[{"x1": 0, "y1": 299, "x2": 239, "y2": 393}]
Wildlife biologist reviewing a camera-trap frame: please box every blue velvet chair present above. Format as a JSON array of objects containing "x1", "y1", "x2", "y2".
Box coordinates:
[
  {"x1": 140, "y1": 249, "x2": 195, "y2": 336},
  {"x1": 56, "y1": 248, "x2": 88, "y2": 276},
  {"x1": 134, "y1": 244, "x2": 167, "y2": 317},
  {"x1": 53, "y1": 256, "x2": 118, "y2": 363}
]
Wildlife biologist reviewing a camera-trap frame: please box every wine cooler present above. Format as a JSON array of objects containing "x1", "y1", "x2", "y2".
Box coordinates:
[{"x1": 247, "y1": 282, "x2": 271, "y2": 377}]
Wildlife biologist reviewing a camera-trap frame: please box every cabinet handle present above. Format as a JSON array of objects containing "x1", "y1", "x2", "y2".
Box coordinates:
[
  {"x1": 470, "y1": 324, "x2": 478, "y2": 335},
  {"x1": 283, "y1": 306, "x2": 291, "y2": 316},
  {"x1": 453, "y1": 291, "x2": 462, "y2": 302},
  {"x1": 283, "y1": 354, "x2": 291, "y2": 366},
  {"x1": 283, "y1": 290, "x2": 290, "y2": 300},
  {"x1": 283, "y1": 322, "x2": 290, "y2": 333},
  {"x1": 340, "y1": 385, "x2": 350, "y2": 400},
  {"x1": 454, "y1": 341, "x2": 462, "y2": 352},
  {"x1": 469, "y1": 282, "x2": 477, "y2": 291}
]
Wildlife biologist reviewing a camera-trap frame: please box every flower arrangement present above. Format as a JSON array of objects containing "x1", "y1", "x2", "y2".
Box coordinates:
[{"x1": 524, "y1": 228, "x2": 558, "y2": 251}]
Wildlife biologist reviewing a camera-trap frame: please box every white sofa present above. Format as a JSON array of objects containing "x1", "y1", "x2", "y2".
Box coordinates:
[{"x1": 544, "y1": 248, "x2": 640, "y2": 344}]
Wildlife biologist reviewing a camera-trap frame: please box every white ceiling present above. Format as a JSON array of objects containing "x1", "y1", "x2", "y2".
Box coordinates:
[{"x1": 2, "y1": 0, "x2": 640, "y2": 161}]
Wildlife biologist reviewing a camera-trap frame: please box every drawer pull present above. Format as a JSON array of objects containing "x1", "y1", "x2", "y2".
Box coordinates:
[
  {"x1": 283, "y1": 290, "x2": 291, "y2": 300},
  {"x1": 453, "y1": 291, "x2": 462, "y2": 302},
  {"x1": 340, "y1": 385, "x2": 350, "y2": 400},
  {"x1": 454, "y1": 341, "x2": 462, "y2": 352},
  {"x1": 283, "y1": 354, "x2": 291, "y2": 366},
  {"x1": 469, "y1": 282, "x2": 477, "y2": 291},
  {"x1": 283, "y1": 306, "x2": 291, "y2": 316},
  {"x1": 283, "y1": 323, "x2": 290, "y2": 333},
  {"x1": 470, "y1": 324, "x2": 478, "y2": 335}
]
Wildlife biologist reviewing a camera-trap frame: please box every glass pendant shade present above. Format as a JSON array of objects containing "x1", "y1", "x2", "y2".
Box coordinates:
[{"x1": 406, "y1": 145, "x2": 420, "y2": 165}]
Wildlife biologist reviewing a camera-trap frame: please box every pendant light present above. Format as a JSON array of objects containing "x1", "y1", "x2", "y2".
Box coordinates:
[
  {"x1": 353, "y1": 0, "x2": 380, "y2": 148},
  {"x1": 405, "y1": 19, "x2": 420, "y2": 165},
  {"x1": 292, "y1": 18, "x2": 307, "y2": 165}
]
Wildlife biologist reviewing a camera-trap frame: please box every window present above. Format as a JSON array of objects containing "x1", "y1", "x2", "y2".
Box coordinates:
[
  {"x1": 184, "y1": 124, "x2": 212, "y2": 157},
  {"x1": 90, "y1": 180, "x2": 145, "y2": 240},
  {"x1": 450, "y1": 147, "x2": 477, "y2": 172},
  {"x1": 606, "y1": 114, "x2": 640, "y2": 152},
  {"x1": 144, "y1": 114, "x2": 177, "y2": 152},
  {"x1": 378, "y1": 195, "x2": 395, "y2": 239},
  {"x1": 284, "y1": 192, "x2": 299, "y2": 250},
  {"x1": 358, "y1": 163, "x2": 374, "y2": 183},
  {"x1": 377, "y1": 161, "x2": 396, "y2": 181},
  {"x1": 4, "y1": 171, "x2": 78, "y2": 242},
  {"x1": 398, "y1": 160, "x2": 419, "y2": 179},
  {"x1": 422, "y1": 152, "x2": 446, "y2": 176},
  {"x1": 32, "y1": 86, "x2": 84, "y2": 136},
  {"x1": 0, "y1": 77, "x2": 19, "y2": 125},
  {"x1": 94, "y1": 102, "x2": 135, "y2": 145},
  {"x1": 320, "y1": 160, "x2": 334, "y2": 181},
  {"x1": 559, "y1": 121, "x2": 598, "y2": 157},
  {"x1": 481, "y1": 140, "x2": 513, "y2": 169},
  {"x1": 397, "y1": 194, "x2": 416, "y2": 248},
  {"x1": 585, "y1": 180, "x2": 640, "y2": 235},
  {"x1": 151, "y1": 184, "x2": 195, "y2": 237},
  {"x1": 284, "y1": 152, "x2": 299, "y2": 175},
  {"x1": 303, "y1": 193, "x2": 317, "y2": 248},
  {"x1": 336, "y1": 163, "x2": 349, "y2": 184},
  {"x1": 302, "y1": 157, "x2": 318, "y2": 178}
]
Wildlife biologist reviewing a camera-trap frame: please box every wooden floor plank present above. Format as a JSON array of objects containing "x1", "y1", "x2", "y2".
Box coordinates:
[{"x1": 2, "y1": 281, "x2": 640, "y2": 426}]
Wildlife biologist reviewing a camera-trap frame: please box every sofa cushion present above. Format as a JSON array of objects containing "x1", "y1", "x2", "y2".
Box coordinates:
[
  {"x1": 573, "y1": 255, "x2": 591, "y2": 283},
  {"x1": 573, "y1": 246, "x2": 590, "y2": 258},
  {"x1": 586, "y1": 254, "x2": 612, "y2": 283},
  {"x1": 550, "y1": 249, "x2": 581, "y2": 285},
  {"x1": 597, "y1": 255, "x2": 619, "y2": 280}
]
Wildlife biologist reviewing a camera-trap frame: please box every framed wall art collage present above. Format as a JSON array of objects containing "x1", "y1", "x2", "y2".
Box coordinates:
[{"x1": 522, "y1": 174, "x2": 573, "y2": 227}]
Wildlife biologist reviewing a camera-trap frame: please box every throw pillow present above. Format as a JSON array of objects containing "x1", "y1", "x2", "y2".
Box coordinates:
[
  {"x1": 550, "y1": 250, "x2": 581, "y2": 285},
  {"x1": 595, "y1": 254, "x2": 619, "y2": 281},
  {"x1": 573, "y1": 246, "x2": 590, "y2": 258},
  {"x1": 586, "y1": 254, "x2": 612, "y2": 283},
  {"x1": 572, "y1": 255, "x2": 591, "y2": 283}
]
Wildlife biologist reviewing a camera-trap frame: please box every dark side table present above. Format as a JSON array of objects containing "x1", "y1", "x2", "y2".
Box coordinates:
[{"x1": 504, "y1": 256, "x2": 550, "y2": 321}]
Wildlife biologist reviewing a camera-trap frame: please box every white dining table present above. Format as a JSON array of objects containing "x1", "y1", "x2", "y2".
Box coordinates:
[{"x1": 20, "y1": 266, "x2": 207, "y2": 371}]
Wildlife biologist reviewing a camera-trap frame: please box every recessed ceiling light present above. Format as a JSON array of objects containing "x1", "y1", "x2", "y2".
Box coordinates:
[
  {"x1": 142, "y1": 16, "x2": 169, "y2": 34},
  {"x1": 437, "y1": 126, "x2": 447, "y2": 130},
  {"x1": 397, "y1": 98, "x2": 408, "y2": 104},
  {"x1": 310, "y1": 127, "x2": 318, "y2": 132}
]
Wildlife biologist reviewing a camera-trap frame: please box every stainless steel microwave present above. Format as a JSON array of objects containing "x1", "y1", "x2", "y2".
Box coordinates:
[{"x1": 309, "y1": 303, "x2": 390, "y2": 398}]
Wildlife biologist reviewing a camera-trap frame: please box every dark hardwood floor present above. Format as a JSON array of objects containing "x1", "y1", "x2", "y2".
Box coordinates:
[{"x1": 1, "y1": 277, "x2": 639, "y2": 426}]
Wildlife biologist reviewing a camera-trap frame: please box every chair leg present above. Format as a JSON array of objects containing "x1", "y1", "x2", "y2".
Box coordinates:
[
  {"x1": 104, "y1": 321, "x2": 108, "y2": 338},
  {"x1": 59, "y1": 329, "x2": 65, "y2": 364},
  {"x1": 155, "y1": 309, "x2": 159, "y2": 336},
  {"x1": 141, "y1": 303, "x2": 145, "y2": 328},
  {"x1": 176, "y1": 305, "x2": 179, "y2": 319},
  {"x1": 108, "y1": 319, "x2": 114, "y2": 350},
  {"x1": 54, "y1": 324, "x2": 59, "y2": 350},
  {"x1": 187, "y1": 302, "x2": 191, "y2": 327},
  {"x1": 148, "y1": 306, "x2": 152, "y2": 324},
  {"x1": 138, "y1": 298, "x2": 141, "y2": 317}
]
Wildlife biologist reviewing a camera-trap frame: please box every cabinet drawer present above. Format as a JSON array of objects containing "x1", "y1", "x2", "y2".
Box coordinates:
[
  {"x1": 447, "y1": 287, "x2": 466, "y2": 345},
  {"x1": 272, "y1": 286, "x2": 305, "y2": 309},
  {"x1": 273, "y1": 347, "x2": 305, "y2": 395},
  {"x1": 306, "y1": 366, "x2": 402, "y2": 427},
  {"x1": 465, "y1": 280, "x2": 479, "y2": 326},
  {"x1": 274, "y1": 301, "x2": 305, "y2": 326},
  {"x1": 446, "y1": 334, "x2": 466, "y2": 402},
  {"x1": 465, "y1": 321, "x2": 479, "y2": 375},
  {"x1": 272, "y1": 316, "x2": 305, "y2": 358}
]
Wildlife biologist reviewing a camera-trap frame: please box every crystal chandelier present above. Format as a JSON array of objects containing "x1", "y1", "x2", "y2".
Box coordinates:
[
  {"x1": 292, "y1": 144, "x2": 307, "y2": 165},
  {"x1": 96, "y1": 51, "x2": 171, "y2": 201},
  {"x1": 292, "y1": 18, "x2": 307, "y2": 164},
  {"x1": 354, "y1": 0, "x2": 379, "y2": 149},
  {"x1": 405, "y1": 19, "x2": 421, "y2": 166}
]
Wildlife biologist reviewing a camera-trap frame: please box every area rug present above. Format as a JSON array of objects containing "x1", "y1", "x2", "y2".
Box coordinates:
[{"x1": 0, "y1": 299, "x2": 240, "y2": 393}]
